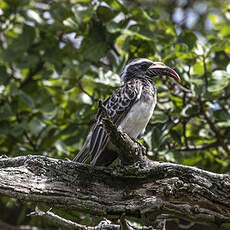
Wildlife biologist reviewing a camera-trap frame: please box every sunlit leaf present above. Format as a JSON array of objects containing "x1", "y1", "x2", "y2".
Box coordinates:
[
  {"x1": 208, "y1": 70, "x2": 230, "y2": 92},
  {"x1": 193, "y1": 62, "x2": 204, "y2": 75},
  {"x1": 151, "y1": 111, "x2": 168, "y2": 124}
]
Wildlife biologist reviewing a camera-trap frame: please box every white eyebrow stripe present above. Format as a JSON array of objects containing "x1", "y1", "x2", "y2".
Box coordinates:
[
  {"x1": 120, "y1": 58, "x2": 153, "y2": 82},
  {"x1": 153, "y1": 62, "x2": 165, "y2": 66}
]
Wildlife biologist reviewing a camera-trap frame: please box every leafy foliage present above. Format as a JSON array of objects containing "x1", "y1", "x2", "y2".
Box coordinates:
[{"x1": 0, "y1": 0, "x2": 230, "y2": 228}]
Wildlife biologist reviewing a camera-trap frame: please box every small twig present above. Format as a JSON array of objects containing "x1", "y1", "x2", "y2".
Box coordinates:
[
  {"x1": 175, "y1": 142, "x2": 219, "y2": 151},
  {"x1": 171, "y1": 78, "x2": 191, "y2": 93},
  {"x1": 203, "y1": 55, "x2": 208, "y2": 92},
  {"x1": 28, "y1": 206, "x2": 87, "y2": 230},
  {"x1": 23, "y1": 131, "x2": 37, "y2": 151}
]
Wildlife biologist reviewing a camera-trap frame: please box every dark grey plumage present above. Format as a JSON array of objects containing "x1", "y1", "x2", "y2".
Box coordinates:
[{"x1": 73, "y1": 58, "x2": 180, "y2": 166}]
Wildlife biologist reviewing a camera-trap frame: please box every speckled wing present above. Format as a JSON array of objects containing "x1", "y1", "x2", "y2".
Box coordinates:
[{"x1": 73, "y1": 79, "x2": 142, "y2": 166}]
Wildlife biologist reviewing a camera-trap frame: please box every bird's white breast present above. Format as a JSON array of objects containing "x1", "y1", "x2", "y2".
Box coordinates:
[{"x1": 118, "y1": 93, "x2": 157, "y2": 138}]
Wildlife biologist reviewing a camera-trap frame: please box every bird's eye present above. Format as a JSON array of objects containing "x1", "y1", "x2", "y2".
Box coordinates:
[{"x1": 140, "y1": 62, "x2": 149, "y2": 70}]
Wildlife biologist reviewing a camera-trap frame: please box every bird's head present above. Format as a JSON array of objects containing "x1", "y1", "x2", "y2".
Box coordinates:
[{"x1": 120, "y1": 58, "x2": 180, "y2": 83}]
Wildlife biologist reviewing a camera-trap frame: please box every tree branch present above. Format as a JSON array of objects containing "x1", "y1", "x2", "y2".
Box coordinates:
[
  {"x1": 0, "y1": 155, "x2": 230, "y2": 227},
  {"x1": 28, "y1": 207, "x2": 88, "y2": 230},
  {"x1": 98, "y1": 100, "x2": 146, "y2": 165},
  {"x1": 175, "y1": 142, "x2": 219, "y2": 151}
]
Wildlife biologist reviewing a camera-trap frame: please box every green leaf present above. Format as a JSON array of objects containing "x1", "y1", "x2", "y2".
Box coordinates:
[
  {"x1": 213, "y1": 110, "x2": 230, "y2": 121},
  {"x1": 189, "y1": 78, "x2": 205, "y2": 95},
  {"x1": 0, "y1": 65, "x2": 9, "y2": 85},
  {"x1": 213, "y1": 51, "x2": 229, "y2": 69},
  {"x1": 216, "y1": 120, "x2": 230, "y2": 128},
  {"x1": 177, "y1": 30, "x2": 197, "y2": 50},
  {"x1": 10, "y1": 122, "x2": 28, "y2": 137},
  {"x1": 3, "y1": 25, "x2": 35, "y2": 62},
  {"x1": 97, "y1": 6, "x2": 118, "y2": 22},
  {"x1": 29, "y1": 119, "x2": 45, "y2": 135},
  {"x1": 181, "y1": 104, "x2": 199, "y2": 117},
  {"x1": 157, "y1": 101, "x2": 174, "y2": 111},
  {"x1": 8, "y1": 81, "x2": 20, "y2": 96},
  {"x1": 151, "y1": 125, "x2": 170, "y2": 150},
  {"x1": 219, "y1": 24, "x2": 230, "y2": 37},
  {"x1": 102, "y1": 0, "x2": 127, "y2": 13},
  {"x1": 208, "y1": 70, "x2": 230, "y2": 92},
  {"x1": 193, "y1": 62, "x2": 204, "y2": 75},
  {"x1": 106, "y1": 21, "x2": 121, "y2": 33},
  {"x1": 121, "y1": 25, "x2": 153, "y2": 41},
  {"x1": 157, "y1": 20, "x2": 177, "y2": 36},
  {"x1": 170, "y1": 130, "x2": 182, "y2": 144},
  {"x1": 151, "y1": 127, "x2": 162, "y2": 148},
  {"x1": 3, "y1": 0, "x2": 30, "y2": 7},
  {"x1": 16, "y1": 55, "x2": 39, "y2": 68},
  {"x1": 184, "y1": 154, "x2": 202, "y2": 166},
  {"x1": 170, "y1": 95, "x2": 183, "y2": 107},
  {"x1": 151, "y1": 111, "x2": 168, "y2": 124},
  {"x1": 142, "y1": 131, "x2": 152, "y2": 149},
  {"x1": 176, "y1": 51, "x2": 197, "y2": 63},
  {"x1": 130, "y1": 8, "x2": 154, "y2": 24},
  {"x1": 165, "y1": 151, "x2": 184, "y2": 163},
  {"x1": 17, "y1": 25, "x2": 36, "y2": 51},
  {"x1": 50, "y1": 2, "x2": 73, "y2": 21},
  {"x1": 72, "y1": 4, "x2": 96, "y2": 24},
  {"x1": 82, "y1": 42, "x2": 108, "y2": 61},
  {"x1": 18, "y1": 91, "x2": 35, "y2": 109},
  {"x1": 0, "y1": 104, "x2": 14, "y2": 119},
  {"x1": 60, "y1": 124, "x2": 78, "y2": 136},
  {"x1": 40, "y1": 101, "x2": 56, "y2": 114},
  {"x1": 39, "y1": 127, "x2": 58, "y2": 148}
]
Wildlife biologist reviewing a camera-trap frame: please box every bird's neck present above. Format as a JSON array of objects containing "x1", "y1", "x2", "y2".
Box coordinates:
[
  {"x1": 139, "y1": 77, "x2": 156, "y2": 101},
  {"x1": 137, "y1": 75, "x2": 154, "y2": 86}
]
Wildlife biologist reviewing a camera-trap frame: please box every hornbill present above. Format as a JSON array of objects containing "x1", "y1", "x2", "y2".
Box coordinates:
[{"x1": 73, "y1": 58, "x2": 180, "y2": 166}]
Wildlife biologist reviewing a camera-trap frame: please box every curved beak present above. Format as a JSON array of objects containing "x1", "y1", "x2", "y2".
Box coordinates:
[{"x1": 148, "y1": 63, "x2": 181, "y2": 83}]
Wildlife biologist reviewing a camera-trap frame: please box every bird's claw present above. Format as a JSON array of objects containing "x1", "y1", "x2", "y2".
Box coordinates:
[{"x1": 130, "y1": 137, "x2": 147, "y2": 156}]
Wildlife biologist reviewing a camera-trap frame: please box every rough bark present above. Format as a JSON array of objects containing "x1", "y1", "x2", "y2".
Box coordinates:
[{"x1": 0, "y1": 155, "x2": 230, "y2": 227}]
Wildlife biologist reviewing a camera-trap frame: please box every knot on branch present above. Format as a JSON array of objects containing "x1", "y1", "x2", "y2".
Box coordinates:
[{"x1": 98, "y1": 100, "x2": 147, "y2": 166}]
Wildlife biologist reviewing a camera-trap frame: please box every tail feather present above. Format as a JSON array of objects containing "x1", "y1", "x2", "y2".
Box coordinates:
[
  {"x1": 73, "y1": 135, "x2": 91, "y2": 163},
  {"x1": 73, "y1": 122, "x2": 111, "y2": 165},
  {"x1": 91, "y1": 148, "x2": 118, "y2": 166}
]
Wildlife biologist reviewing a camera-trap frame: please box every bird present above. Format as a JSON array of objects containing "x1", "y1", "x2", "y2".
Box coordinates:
[{"x1": 73, "y1": 58, "x2": 180, "y2": 166}]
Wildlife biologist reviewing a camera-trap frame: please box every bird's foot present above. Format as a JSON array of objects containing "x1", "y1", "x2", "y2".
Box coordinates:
[{"x1": 130, "y1": 137, "x2": 147, "y2": 156}]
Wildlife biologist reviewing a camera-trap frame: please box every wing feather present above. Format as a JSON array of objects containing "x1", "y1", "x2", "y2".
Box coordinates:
[{"x1": 73, "y1": 79, "x2": 142, "y2": 165}]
